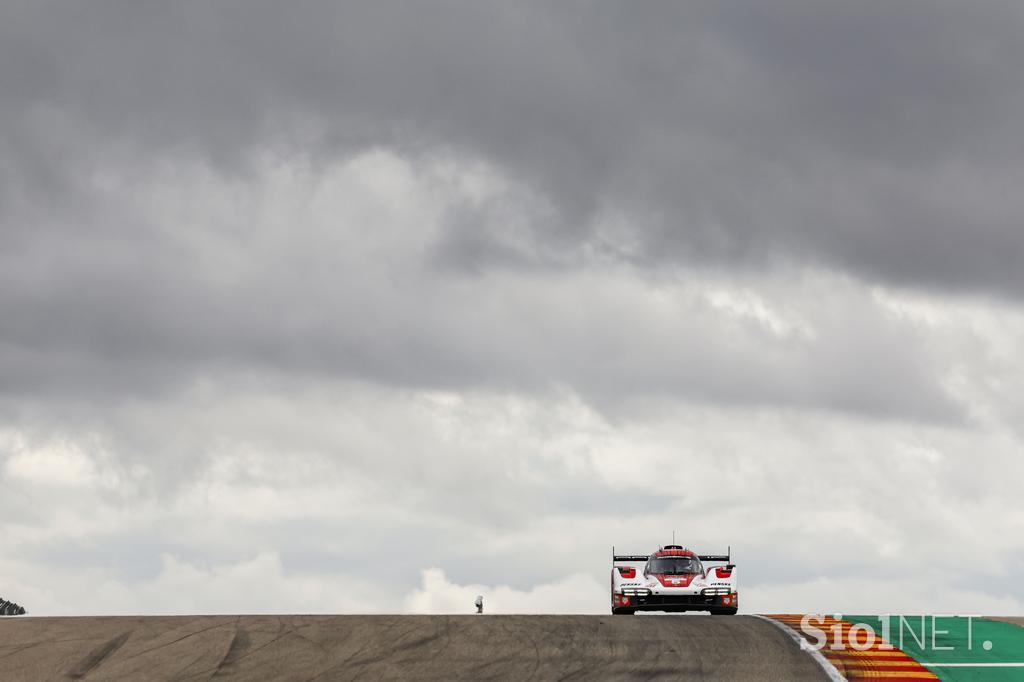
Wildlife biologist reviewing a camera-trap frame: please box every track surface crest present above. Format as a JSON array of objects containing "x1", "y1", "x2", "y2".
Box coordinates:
[{"x1": 0, "y1": 615, "x2": 829, "y2": 681}]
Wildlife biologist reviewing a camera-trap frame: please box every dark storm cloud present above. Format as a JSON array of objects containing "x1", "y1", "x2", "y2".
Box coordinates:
[
  {"x1": 3, "y1": 0, "x2": 1008, "y2": 424},
  {"x1": 4, "y1": 1, "x2": 1024, "y2": 292},
  {"x1": 0, "y1": 160, "x2": 960, "y2": 424}
]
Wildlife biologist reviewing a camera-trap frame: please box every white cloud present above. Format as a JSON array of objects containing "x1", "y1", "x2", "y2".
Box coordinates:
[
  {"x1": 0, "y1": 551, "x2": 379, "y2": 617},
  {"x1": 3, "y1": 437, "x2": 101, "y2": 487},
  {"x1": 404, "y1": 568, "x2": 606, "y2": 615},
  {"x1": 746, "y1": 576, "x2": 1024, "y2": 617}
]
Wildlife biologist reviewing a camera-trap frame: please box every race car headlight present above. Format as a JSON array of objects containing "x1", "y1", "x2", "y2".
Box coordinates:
[
  {"x1": 621, "y1": 587, "x2": 652, "y2": 596},
  {"x1": 700, "y1": 588, "x2": 731, "y2": 596}
]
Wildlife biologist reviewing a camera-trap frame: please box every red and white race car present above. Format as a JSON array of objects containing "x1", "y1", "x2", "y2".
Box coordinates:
[{"x1": 611, "y1": 544, "x2": 738, "y2": 615}]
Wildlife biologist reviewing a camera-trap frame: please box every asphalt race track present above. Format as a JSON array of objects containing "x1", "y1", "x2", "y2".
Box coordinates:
[{"x1": 0, "y1": 614, "x2": 829, "y2": 681}]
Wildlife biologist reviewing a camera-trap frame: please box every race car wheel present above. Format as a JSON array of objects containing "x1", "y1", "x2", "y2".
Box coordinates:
[
  {"x1": 611, "y1": 607, "x2": 636, "y2": 615},
  {"x1": 710, "y1": 607, "x2": 738, "y2": 615}
]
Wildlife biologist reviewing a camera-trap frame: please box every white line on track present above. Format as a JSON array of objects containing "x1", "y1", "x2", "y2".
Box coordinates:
[{"x1": 753, "y1": 615, "x2": 846, "y2": 682}]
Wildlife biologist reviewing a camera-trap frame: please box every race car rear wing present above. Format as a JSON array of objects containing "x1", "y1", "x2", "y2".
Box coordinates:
[{"x1": 612, "y1": 546, "x2": 733, "y2": 563}]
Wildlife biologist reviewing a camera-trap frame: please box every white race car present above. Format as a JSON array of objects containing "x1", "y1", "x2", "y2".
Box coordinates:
[{"x1": 611, "y1": 544, "x2": 737, "y2": 615}]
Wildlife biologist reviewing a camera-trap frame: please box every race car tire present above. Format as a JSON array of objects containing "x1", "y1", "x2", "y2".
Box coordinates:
[
  {"x1": 710, "y1": 607, "x2": 738, "y2": 615},
  {"x1": 611, "y1": 607, "x2": 636, "y2": 615}
]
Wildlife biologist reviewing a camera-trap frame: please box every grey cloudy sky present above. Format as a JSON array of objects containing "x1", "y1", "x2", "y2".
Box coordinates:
[{"x1": 2, "y1": 1, "x2": 1024, "y2": 615}]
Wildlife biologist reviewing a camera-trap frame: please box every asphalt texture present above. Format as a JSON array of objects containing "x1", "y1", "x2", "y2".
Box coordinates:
[{"x1": 0, "y1": 614, "x2": 829, "y2": 681}]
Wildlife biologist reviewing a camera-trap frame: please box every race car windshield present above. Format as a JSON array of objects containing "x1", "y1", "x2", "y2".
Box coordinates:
[{"x1": 648, "y1": 557, "x2": 702, "y2": 575}]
